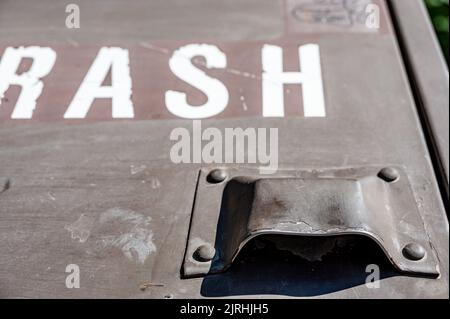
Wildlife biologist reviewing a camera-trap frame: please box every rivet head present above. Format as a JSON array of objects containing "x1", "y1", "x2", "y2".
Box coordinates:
[
  {"x1": 193, "y1": 244, "x2": 216, "y2": 262},
  {"x1": 402, "y1": 243, "x2": 426, "y2": 261},
  {"x1": 207, "y1": 169, "x2": 227, "y2": 184},
  {"x1": 378, "y1": 167, "x2": 400, "y2": 182}
]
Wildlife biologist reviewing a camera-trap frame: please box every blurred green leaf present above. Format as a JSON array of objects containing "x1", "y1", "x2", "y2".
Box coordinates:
[{"x1": 425, "y1": 0, "x2": 449, "y2": 62}]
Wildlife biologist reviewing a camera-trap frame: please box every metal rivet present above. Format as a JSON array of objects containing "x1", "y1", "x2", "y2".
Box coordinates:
[
  {"x1": 193, "y1": 244, "x2": 216, "y2": 262},
  {"x1": 206, "y1": 169, "x2": 227, "y2": 184},
  {"x1": 402, "y1": 243, "x2": 426, "y2": 261},
  {"x1": 378, "y1": 167, "x2": 399, "y2": 182}
]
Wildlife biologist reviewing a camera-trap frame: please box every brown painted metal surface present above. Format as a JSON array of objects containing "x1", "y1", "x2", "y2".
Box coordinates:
[
  {"x1": 0, "y1": 0, "x2": 448, "y2": 298},
  {"x1": 390, "y1": 0, "x2": 449, "y2": 198}
]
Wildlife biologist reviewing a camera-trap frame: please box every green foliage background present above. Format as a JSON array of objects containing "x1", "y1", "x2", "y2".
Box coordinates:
[{"x1": 425, "y1": 0, "x2": 449, "y2": 62}]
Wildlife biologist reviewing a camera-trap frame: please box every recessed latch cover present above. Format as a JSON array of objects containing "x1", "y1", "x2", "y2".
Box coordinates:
[{"x1": 183, "y1": 167, "x2": 439, "y2": 278}]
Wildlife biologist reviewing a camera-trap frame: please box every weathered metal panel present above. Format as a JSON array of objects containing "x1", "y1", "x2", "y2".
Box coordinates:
[
  {"x1": 389, "y1": 0, "x2": 449, "y2": 199},
  {"x1": 0, "y1": 0, "x2": 448, "y2": 298}
]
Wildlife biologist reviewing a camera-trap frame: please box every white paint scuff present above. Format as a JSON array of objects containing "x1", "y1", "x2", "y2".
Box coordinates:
[
  {"x1": 65, "y1": 214, "x2": 94, "y2": 243},
  {"x1": 65, "y1": 208, "x2": 156, "y2": 264}
]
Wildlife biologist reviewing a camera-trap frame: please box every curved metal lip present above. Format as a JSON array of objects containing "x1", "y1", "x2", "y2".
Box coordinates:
[
  {"x1": 227, "y1": 229, "x2": 399, "y2": 274},
  {"x1": 221, "y1": 229, "x2": 438, "y2": 278}
]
